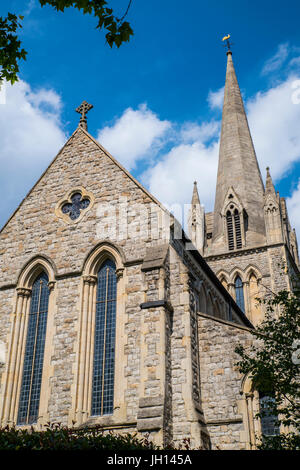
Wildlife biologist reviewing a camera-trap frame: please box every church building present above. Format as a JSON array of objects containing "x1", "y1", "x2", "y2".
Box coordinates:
[{"x1": 0, "y1": 48, "x2": 298, "y2": 450}]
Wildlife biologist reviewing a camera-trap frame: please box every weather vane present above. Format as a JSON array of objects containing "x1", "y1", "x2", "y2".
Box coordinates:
[{"x1": 222, "y1": 34, "x2": 233, "y2": 53}]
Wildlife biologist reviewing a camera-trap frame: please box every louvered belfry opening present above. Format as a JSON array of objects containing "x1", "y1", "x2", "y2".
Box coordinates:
[
  {"x1": 234, "y1": 209, "x2": 242, "y2": 249},
  {"x1": 226, "y1": 211, "x2": 234, "y2": 251},
  {"x1": 226, "y1": 208, "x2": 243, "y2": 251}
]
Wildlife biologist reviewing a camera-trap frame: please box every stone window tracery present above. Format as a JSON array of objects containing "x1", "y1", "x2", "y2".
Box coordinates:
[
  {"x1": 55, "y1": 187, "x2": 94, "y2": 224},
  {"x1": 62, "y1": 192, "x2": 91, "y2": 221}
]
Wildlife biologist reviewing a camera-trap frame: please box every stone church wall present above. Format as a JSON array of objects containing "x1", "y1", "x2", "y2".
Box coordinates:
[{"x1": 198, "y1": 314, "x2": 253, "y2": 450}]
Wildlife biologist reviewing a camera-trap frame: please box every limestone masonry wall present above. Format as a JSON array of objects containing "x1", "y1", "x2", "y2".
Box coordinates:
[{"x1": 198, "y1": 315, "x2": 253, "y2": 450}]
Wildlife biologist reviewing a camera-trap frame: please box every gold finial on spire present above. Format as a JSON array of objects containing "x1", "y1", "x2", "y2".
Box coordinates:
[{"x1": 222, "y1": 34, "x2": 233, "y2": 54}]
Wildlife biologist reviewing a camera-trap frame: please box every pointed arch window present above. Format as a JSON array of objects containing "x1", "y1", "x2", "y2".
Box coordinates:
[
  {"x1": 242, "y1": 378, "x2": 280, "y2": 449},
  {"x1": 91, "y1": 259, "x2": 117, "y2": 416},
  {"x1": 17, "y1": 272, "x2": 49, "y2": 425},
  {"x1": 234, "y1": 276, "x2": 245, "y2": 313}
]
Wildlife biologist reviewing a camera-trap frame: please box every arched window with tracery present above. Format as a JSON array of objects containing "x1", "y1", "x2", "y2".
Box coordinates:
[
  {"x1": 241, "y1": 377, "x2": 280, "y2": 450},
  {"x1": 91, "y1": 259, "x2": 117, "y2": 416},
  {"x1": 235, "y1": 276, "x2": 245, "y2": 313},
  {"x1": 17, "y1": 272, "x2": 50, "y2": 425}
]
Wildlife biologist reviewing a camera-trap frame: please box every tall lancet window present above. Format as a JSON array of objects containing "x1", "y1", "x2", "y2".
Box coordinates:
[
  {"x1": 235, "y1": 276, "x2": 245, "y2": 313},
  {"x1": 91, "y1": 259, "x2": 117, "y2": 416},
  {"x1": 17, "y1": 272, "x2": 49, "y2": 425}
]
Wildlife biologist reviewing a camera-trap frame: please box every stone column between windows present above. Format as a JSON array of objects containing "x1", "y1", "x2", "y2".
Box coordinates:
[
  {"x1": 228, "y1": 282, "x2": 235, "y2": 299},
  {"x1": 246, "y1": 393, "x2": 256, "y2": 449},
  {"x1": 244, "y1": 281, "x2": 251, "y2": 320},
  {"x1": 1, "y1": 288, "x2": 31, "y2": 425},
  {"x1": 75, "y1": 275, "x2": 97, "y2": 425}
]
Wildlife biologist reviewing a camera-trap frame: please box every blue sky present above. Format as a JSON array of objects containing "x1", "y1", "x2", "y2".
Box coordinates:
[{"x1": 1, "y1": 0, "x2": 300, "y2": 234}]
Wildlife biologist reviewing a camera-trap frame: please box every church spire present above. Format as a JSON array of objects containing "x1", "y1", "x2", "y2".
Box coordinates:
[
  {"x1": 212, "y1": 49, "x2": 265, "y2": 250},
  {"x1": 188, "y1": 181, "x2": 205, "y2": 254},
  {"x1": 265, "y1": 167, "x2": 276, "y2": 197},
  {"x1": 192, "y1": 180, "x2": 201, "y2": 205}
]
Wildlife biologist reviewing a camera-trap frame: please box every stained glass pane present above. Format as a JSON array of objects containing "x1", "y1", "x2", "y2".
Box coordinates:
[
  {"x1": 259, "y1": 394, "x2": 280, "y2": 436},
  {"x1": 17, "y1": 272, "x2": 49, "y2": 425},
  {"x1": 91, "y1": 259, "x2": 117, "y2": 416},
  {"x1": 235, "y1": 276, "x2": 245, "y2": 313},
  {"x1": 61, "y1": 192, "x2": 90, "y2": 221}
]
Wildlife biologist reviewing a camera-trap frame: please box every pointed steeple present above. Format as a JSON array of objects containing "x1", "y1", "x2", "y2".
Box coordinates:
[
  {"x1": 265, "y1": 167, "x2": 276, "y2": 197},
  {"x1": 192, "y1": 180, "x2": 201, "y2": 205},
  {"x1": 212, "y1": 50, "x2": 265, "y2": 249},
  {"x1": 188, "y1": 181, "x2": 205, "y2": 254},
  {"x1": 264, "y1": 166, "x2": 283, "y2": 244}
]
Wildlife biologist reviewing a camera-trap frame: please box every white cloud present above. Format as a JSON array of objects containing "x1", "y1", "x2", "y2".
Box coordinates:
[
  {"x1": 97, "y1": 104, "x2": 171, "y2": 171},
  {"x1": 180, "y1": 121, "x2": 220, "y2": 144},
  {"x1": 207, "y1": 87, "x2": 224, "y2": 110},
  {"x1": 23, "y1": 0, "x2": 37, "y2": 16},
  {"x1": 97, "y1": 104, "x2": 220, "y2": 224},
  {"x1": 0, "y1": 79, "x2": 66, "y2": 228},
  {"x1": 247, "y1": 74, "x2": 300, "y2": 181},
  {"x1": 262, "y1": 43, "x2": 290, "y2": 75},
  {"x1": 142, "y1": 140, "x2": 219, "y2": 214},
  {"x1": 289, "y1": 56, "x2": 300, "y2": 68},
  {"x1": 286, "y1": 179, "x2": 300, "y2": 238}
]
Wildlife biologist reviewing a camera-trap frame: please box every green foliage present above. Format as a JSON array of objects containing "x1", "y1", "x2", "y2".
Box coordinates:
[
  {"x1": 39, "y1": 1, "x2": 134, "y2": 48},
  {"x1": 0, "y1": 424, "x2": 193, "y2": 450},
  {"x1": 0, "y1": 1, "x2": 134, "y2": 84},
  {"x1": 0, "y1": 13, "x2": 27, "y2": 84},
  {"x1": 235, "y1": 280, "x2": 300, "y2": 450},
  {"x1": 0, "y1": 423, "x2": 158, "y2": 450}
]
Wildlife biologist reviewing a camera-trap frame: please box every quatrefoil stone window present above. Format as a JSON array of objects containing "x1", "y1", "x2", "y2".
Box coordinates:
[
  {"x1": 62, "y1": 193, "x2": 90, "y2": 220},
  {"x1": 55, "y1": 187, "x2": 95, "y2": 224}
]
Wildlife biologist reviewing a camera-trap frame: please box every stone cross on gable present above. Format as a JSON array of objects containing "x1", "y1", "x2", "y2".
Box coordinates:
[{"x1": 76, "y1": 100, "x2": 93, "y2": 130}]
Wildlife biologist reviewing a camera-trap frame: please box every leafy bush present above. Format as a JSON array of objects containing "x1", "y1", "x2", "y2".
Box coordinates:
[{"x1": 0, "y1": 423, "x2": 159, "y2": 451}]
